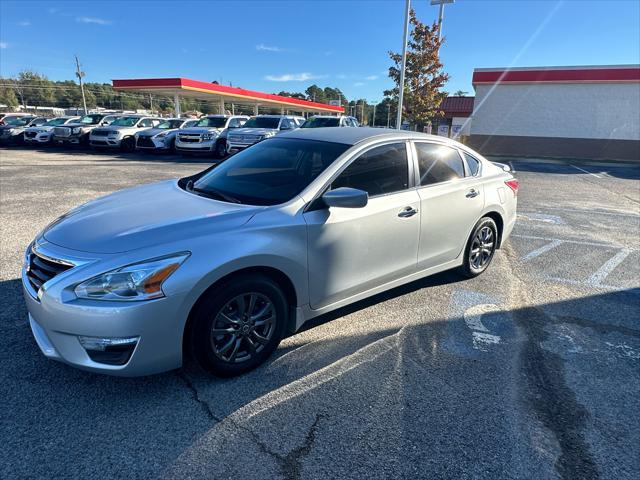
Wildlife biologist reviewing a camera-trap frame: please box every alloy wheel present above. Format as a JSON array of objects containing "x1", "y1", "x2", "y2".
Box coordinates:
[
  {"x1": 210, "y1": 292, "x2": 276, "y2": 364},
  {"x1": 469, "y1": 226, "x2": 495, "y2": 270}
]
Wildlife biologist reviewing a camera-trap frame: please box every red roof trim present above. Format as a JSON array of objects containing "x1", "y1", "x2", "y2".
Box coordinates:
[
  {"x1": 112, "y1": 78, "x2": 344, "y2": 112},
  {"x1": 472, "y1": 67, "x2": 640, "y2": 85}
]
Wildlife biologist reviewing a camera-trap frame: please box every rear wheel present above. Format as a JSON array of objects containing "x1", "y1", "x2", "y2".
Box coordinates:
[
  {"x1": 459, "y1": 217, "x2": 498, "y2": 278},
  {"x1": 190, "y1": 274, "x2": 288, "y2": 377}
]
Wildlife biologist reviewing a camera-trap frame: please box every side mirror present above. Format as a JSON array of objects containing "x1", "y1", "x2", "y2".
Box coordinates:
[{"x1": 322, "y1": 187, "x2": 368, "y2": 209}]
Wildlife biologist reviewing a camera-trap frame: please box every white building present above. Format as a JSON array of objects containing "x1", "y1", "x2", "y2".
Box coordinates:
[{"x1": 468, "y1": 65, "x2": 640, "y2": 161}]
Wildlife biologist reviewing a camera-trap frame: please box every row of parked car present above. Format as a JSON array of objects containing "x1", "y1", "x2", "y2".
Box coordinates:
[{"x1": 0, "y1": 111, "x2": 360, "y2": 158}]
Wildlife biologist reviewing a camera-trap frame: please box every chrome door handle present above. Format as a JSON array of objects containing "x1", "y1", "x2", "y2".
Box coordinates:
[
  {"x1": 398, "y1": 206, "x2": 418, "y2": 218},
  {"x1": 466, "y1": 189, "x2": 480, "y2": 198}
]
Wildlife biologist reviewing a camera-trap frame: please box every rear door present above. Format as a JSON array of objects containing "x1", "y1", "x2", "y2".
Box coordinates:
[
  {"x1": 304, "y1": 141, "x2": 420, "y2": 309},
  {"x1": 413, "y1": 141, "x2": 485, "y2": 269}
]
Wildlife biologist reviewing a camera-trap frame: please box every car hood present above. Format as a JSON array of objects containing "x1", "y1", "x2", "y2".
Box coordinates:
[
  {"x1": 178, "y1": 127, "x2": 224, "y2": 135},
  {"x1": 60, "y1": 122, "x2": 97, "y2": 128},
  {"x1": 94, "y1": 126, "x2": 138, "y2": 134},
  {"x1": 43, "y1": 180, "x2": 261, "y2": 254},
  {"x1": 230, "y1": 127, "x2": 278, "y2": 136},
  {"x1": 138, "y1": 128, "x2": 175, "y2": 137}
]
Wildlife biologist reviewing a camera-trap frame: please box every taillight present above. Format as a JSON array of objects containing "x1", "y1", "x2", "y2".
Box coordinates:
[{"x1": 505, "y1": 179, "x2": 519, "y2": 196}]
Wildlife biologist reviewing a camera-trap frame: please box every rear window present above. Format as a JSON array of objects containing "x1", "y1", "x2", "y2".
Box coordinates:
[
  {"x1": 415, "y1": 143, "x2": 465, "y2": 186},
  {"x1": 301, "y1": 117, "x2": 340, "y2": 128},
  {"x1": 243, "y1": 117, "x2": 281, "y2": 129},
  {"x1": 462, "y1": 152, "x2": 481, "y2": 176}
]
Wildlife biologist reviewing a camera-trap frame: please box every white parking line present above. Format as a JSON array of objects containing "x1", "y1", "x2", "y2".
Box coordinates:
[
  {"x1": 586, "y1": 248, "x2": 633, "y2": 288},
  {"x1": 511, "y1": 234, "x2": 615, "y2": 248},
  {"x1": 521, "y1": 239, "x2": 564, "y2": 262},
  {"x1": 570, "y1": 164, "x2": 602, "y2": 178}
]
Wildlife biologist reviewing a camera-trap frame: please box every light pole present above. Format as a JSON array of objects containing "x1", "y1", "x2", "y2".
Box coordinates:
[
  {"x1": 396, "y1": 0, "x2": 411, "y2": 130},
  {"x1": 431, "y1": 0, "x2": 454, "y2": 44},
  {"x1": 74, "y1": 55, "x2": 88, "y2": 115},
  {"x1": 371, "y1": 101, "x2": 378, "y2": 127}
]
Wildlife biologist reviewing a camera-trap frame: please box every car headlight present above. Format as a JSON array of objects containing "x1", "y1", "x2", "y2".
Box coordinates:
[
  {"x1": 72, "y1": 127, "x2": 82, "y2": 134},
  {"x1": 202, "y1": 132, "x2": 219, "y2": 141},
  {"x1": 74, "y1": 252, "x2": 190, "y2": 301},
  {"x1": 261, "y1": 131, "x2": 277, "y2": 139},
  {"x1": 6, "y1": 128, "x2": 14, "y2": 134}
]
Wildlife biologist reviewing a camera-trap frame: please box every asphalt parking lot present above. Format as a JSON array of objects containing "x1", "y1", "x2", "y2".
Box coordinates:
[{"x1": 1, "y1": 146, "x2": 638, "y2": 480}]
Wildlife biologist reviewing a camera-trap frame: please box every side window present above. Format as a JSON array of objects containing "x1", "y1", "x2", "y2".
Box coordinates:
[
  {"x1": 280, "y1": 118, "x2": 293, "y2": 130},
  {"x1": 227, "y1": 118, "x2": 237, "y2": 128},
  {"x1": 331, "y1": 143, "x2": 409, "y2": 196},
  {"x1": 415, "y1": 143, "x2": 465, "y2": 186},
  {"x1": 462, "y1": 152, "x2": 480, "y2": 176},
  {"x1": 138, "y1": 119, "x2": 153, "y2": 128}
]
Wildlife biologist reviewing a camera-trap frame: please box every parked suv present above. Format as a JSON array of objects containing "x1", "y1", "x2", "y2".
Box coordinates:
[
  {"x1": 53, "y1": 113, "x2": 120, "y2": 146},
  {"x1": 135, "y1": 118, "x2": 199, "y2": 152},
  {"x1": 0, "y1": 116, "x2": 48, "y2": 145},
  {"x1": 175, "y1": 115, "x2": 248, "y2": 158},
  {"x1": 90, "y1": 115, "x2": 163, "y2": 151},
  {"x1": 226, "y1": 115, "x2": 305, "y2": 152},
  {"x1": 24, "y1": 116, "x2": 80, "y2": 145},
  {"x1": 300, "y1": 115, "x2": 359, "y2": 128}
]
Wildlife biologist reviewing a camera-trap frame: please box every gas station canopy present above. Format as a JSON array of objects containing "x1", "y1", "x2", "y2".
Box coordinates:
[{"x1": 112, "y1": 77, "x2": 344, "y2": 116}]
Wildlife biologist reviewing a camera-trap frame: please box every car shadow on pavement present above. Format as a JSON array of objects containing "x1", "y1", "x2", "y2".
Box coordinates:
[{"x1": 2, "y1": 272, "x2": 639, "y2": 479}]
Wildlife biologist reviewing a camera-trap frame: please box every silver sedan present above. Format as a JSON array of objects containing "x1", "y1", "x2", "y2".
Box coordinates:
[{"x1": 22, "y1": 128, "x2": 518, "y2": 376}]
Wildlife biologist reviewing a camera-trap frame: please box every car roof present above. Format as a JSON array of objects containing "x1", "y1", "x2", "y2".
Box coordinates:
[{"x1": 279, "y1": 126, "x2": 457, "y2": 146}]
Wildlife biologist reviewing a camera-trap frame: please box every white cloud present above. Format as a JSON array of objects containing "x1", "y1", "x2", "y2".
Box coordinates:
[
  {"x1": 76, "y1": 16, "x2": 112, "y2": 25},
  {"x1": 365, "y1": 75, "x2": 378, "y2": 81},
  {"x1": 265, "y1": 72, "x2": 325, "y2": 82},
  {"x1": 354, "y1": 82, "x2": 365, "y2": 87},
  {"x1": 256, "y1": 43, "x2": 284, "y2": 52},
  {"x1": 0, "y1": 42, "x2": 8, "y2": 49},
  {"x1": 18, "y1": 21, "x2": 31, "y2": 27}
]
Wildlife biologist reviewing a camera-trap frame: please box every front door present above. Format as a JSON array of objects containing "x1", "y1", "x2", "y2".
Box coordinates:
[{"x1": 303, "y1": 142, "x2": 420, "y2": 309}]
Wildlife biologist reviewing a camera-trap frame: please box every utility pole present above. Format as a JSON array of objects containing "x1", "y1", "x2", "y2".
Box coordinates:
[
  {"x1": 431, "y1": 0, "x2": 454, "y2": 45},
  {"x1": 372, "y1": 102, "x2": 377, "y2": 127},
  {"x1": 387, "y1": 103, "x2": 391, "y2": 128},
  {"x1": 396, "y1": 0, "x2": 411, "y2": 129},
  {"x1": 74, "y1": 55, "x2": 88, "y2": 115},
  {"x1": 149, "y1": 93, "x2": 153, "y2": 113}
]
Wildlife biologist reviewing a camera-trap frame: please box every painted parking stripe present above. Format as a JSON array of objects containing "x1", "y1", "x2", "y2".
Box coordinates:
[
  {"x1": 511, "y1": 234, "x2": 615, "y2": 248},
  {"x1": 570, "y1": 164, "x2": 602, "y2": 178},
  {"x1": 521, "y1": 239, "x2": 564, "y2": 262},
  {"x1": 586, "y1": 248, "x2": 633, "y2": 288}
]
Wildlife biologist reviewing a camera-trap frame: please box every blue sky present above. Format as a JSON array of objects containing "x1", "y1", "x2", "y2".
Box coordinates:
[{"x1": 1, "y1": 0, "x2": 639, "y2": 101}]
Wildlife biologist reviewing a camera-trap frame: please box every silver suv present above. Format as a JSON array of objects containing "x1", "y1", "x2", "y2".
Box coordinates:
[
  {"x1": 22, "y1": 128, "x2": 517, "y2": 377},
  {"x1": 90, "y1": 115, "x2": 163, "y2": 151},
  {"x1": 226, "y1": 115, "x2": 305, "y2": 152},
  {"x1": 175, "y1": 115, "x2": 248, "y2": 157},
  {"x1": 53, "y1": 113, "x2": 120, "y2": 146}
]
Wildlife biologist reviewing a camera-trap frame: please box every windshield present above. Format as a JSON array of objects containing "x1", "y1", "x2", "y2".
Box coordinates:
[
  {"x1": 111, "y1": 116, "x2": 141, "y2": 127},
  {"x1": 242, "y1": 117, "x2": 280, "y2": 129},
  {"x1": 157, "y1": 120, "x2": 183, "y2": 129},
  {"x1": 196, "y1": 117, "x2": 227, "y2": 128},
  {"x1": 3, "y1": 116, "x2": 33, "y2": 126},
  {"x1": 44, "y1": 118, "x2": 70, "y2": 126},
  {"x1": 301, "y1": 117, "x2": 340, "y2": 128},
  {"x1": 191, "y1": 138, "x2": 349, "y2": 206},
  {"x1": 78, "y1": 114, "x2": 103, "y2": 125}
]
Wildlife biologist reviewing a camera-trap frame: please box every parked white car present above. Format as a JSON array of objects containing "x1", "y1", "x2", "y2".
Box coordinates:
[
  {"x1": 226, "y1": 115, "x2": 305, "y2": 152},
  {"x1": 24, "y1": 117, "x2": 81, "y2": 145},
  {"x1": 90, "y1": 115, "x2": 163, "y2": 151},
  {"x1": 300, "y1": 115, "x2": 359, "y2": 128},
  {"x1": 135, "y1": 118, "x2": 199, "y2": 152},
  {"x1": 175, "y1": 115, "x2": 248, "y2": 158}
]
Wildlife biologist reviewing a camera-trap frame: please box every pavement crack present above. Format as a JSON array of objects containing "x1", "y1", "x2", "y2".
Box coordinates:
[
  {"x1": 277, "y1": 413, "x2": 323, "y2": 480},
  {"x1": 176, "y1": 371, "x2": 221, "y2": 422}
]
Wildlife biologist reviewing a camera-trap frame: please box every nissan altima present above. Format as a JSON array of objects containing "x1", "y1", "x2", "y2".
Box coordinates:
[{"x1": 22, "y1": 128, "x2": 518, "y2": 377}]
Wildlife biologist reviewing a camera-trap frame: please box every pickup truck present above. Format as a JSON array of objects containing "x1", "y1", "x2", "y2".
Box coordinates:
[
  {"x1": 175, "y1": 115, "x2": 248, "y2": 158},
  {"x1": 53, "y1": 113, "x2": 120, "y2": 146},
  {"x1": 226, "y1": 115, "x2": 305, "y2": 153},
  {"x1": 89, "y1": 115, "x2": 163, "y2": 151}
]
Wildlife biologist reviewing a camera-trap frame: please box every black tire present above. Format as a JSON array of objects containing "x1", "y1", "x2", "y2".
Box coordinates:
[
  {"x1": 214, "y1": 139, "x2": 227, "y2": 159},
  {"x1": 459, "y1": 217, "x2": 498, "y2": 278},
  {"x1": 121, "y1": 136, "x2": 135, "y2": 152},
  {"x1": 190, "y1": 274, "x2": 288, "y2": 377}
]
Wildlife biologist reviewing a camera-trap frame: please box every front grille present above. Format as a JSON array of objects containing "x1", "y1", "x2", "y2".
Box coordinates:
[
  {"x1": 178, "y1": 134, "x2": 201, "y2": 143},
  {"x1": 26, "y1": 249, "x2": 73, "y2": 293},
  {"x1": 53, "y1": 126, "x2": 71, "y2": 137},
  {"x1": 25, "y1": 131, "x2": 38, "y2": 138},
  {"x1": 92, "y1": 130, "x2": 109, "y2": 137},
  {"x1": 136, "y1": 136, "x2": 156, "y2": 148},
  {"x1": 228, "y1": 134, "x2": 259, "y2": 144}
]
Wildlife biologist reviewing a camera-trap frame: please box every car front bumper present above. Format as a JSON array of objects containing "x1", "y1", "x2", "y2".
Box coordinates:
[
  {"x1": 136, "y1": 136, "x2": 171, "y2": 150},
  {"x1": 90, "y1": 137, "x2": 122, "y2": 148},
  {"x1": 25, "y1": 133, "x2": 53, "y2": 143},
  {"x1": 22, "y1": 264, "x2": 188, "y2": 377},
  {"x1": 175, "y1": 139, "x2": 216, "y2": 153}
]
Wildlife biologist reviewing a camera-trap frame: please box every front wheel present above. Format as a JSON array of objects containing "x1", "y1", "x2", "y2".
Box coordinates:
[
  {"x1": 190, "y1": 274, "x2": 288, "y2": 377},
  {"x1": 459, "y1": 217, "x2": 498, "y2": 278},
  {"x1": 121, "y1": 136, "x2": 135, "y2": 152},
  {"x1": 214, "y1": 139, "x2": 227, "y2": 159}
]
